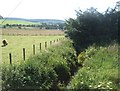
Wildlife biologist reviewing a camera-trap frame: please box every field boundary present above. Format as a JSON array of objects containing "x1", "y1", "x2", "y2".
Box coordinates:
[
  {"x1": 7, "y1": 37, "x2": 65, "y2": 65},
  {"x1": 0, "y1": 29, "x2": 65, "y2": 36},
  {"x1": 1, "y1": 33, "x2": 64, "y2": 36}
]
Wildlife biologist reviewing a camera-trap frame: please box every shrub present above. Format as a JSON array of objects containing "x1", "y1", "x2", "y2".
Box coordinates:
[{"x1": 2, "y1": 60, "x2": 57, "y2": 90}]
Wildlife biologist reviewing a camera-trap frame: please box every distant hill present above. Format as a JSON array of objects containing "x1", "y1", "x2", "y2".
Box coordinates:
[
  {"x1": 0, "y1": 17, "x2": 65, "y2": 29},
  {"x1": 5, "y1": 17, "x2": 65, "y2": 24},
  {"x1": 0, "y1": 19, "x2": 40, "y2": 25},
  {"x1": 28, "y1": 19, "x2": 65, "y2": 24}
]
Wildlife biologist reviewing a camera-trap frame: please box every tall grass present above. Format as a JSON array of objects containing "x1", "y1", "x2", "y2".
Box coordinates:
[{"x1": 67, "y1": 43, "x2": 119, "y2": 90}]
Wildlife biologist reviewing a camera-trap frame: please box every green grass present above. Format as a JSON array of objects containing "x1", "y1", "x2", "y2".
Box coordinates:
[
  {"x1": 67, "y1": 44, "x2": 119, "y2": 90},
  {"x1": 1, "y1": 35, "x2": 64, "y2": 64},
  {"x1": 0, "y1": 19, "x2": 40, "y2": 25}
]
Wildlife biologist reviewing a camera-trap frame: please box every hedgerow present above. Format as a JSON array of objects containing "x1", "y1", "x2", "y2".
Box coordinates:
[{"x1": 2, "y1": 40, "x2": 78, "y2": 90}]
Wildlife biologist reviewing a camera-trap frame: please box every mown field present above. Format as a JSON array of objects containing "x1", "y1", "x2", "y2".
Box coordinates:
[
  {"x1": 0, "y1": 29, "x2": 65, "y2": 36},
  {"x1": 1, "y1": 29, "x2": 64, "y2": 64}
]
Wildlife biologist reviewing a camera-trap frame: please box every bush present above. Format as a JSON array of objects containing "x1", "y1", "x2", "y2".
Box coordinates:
[{"x1": 2, "y1": 60, "x2": 57, "y2": 90}]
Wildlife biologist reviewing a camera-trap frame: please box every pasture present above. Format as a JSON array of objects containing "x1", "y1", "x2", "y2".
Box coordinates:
[
  {"x1": 1, "y1": 29, "x2": 64, "y2": 64},
  {"x1": 0, "y1": 19, "x2": 39, "y2": 25}
]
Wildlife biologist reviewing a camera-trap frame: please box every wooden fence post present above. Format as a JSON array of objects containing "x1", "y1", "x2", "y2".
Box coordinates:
[
  {"x1": 50, "y1": 41, "x2": 52, "y2": 45},
  {"x1": 9, "y1": 53, "x2": 12, "y2": 65},
  {"x1": 45, "y1": 42, "x2": 47, "y2": 49},
  {"x1": 23, "y1": 48, "x2": 25, "y2": 60},
  {"x1": 40, "y1": 43, "x2": 41, "y2": 51},
  {"x1": 33, "y1": 45, "x2": 35, "y2": 55}
]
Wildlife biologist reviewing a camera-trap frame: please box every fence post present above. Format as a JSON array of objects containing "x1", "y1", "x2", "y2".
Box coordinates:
[
  {"x1": 23, "y1": 48, "x2": 25, "y2": 60},
  {"x1": 40, "y1": 43, "x2": 41, "y2": 51},
  {"x1": 50, "y1": 41, "x2": 52, "y2": 45},
  {"x1": 9, "y1": 53, "x2": 12, "y2": 65},
  {"x1": 45, "y1": 42, "x2": 47, "y2": 49},
  {"x1": 33, "y1": 44, "x2": 35, "y2": 55}
]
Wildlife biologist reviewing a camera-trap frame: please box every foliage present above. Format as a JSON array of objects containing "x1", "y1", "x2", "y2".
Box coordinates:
[
  {"x1": 78, "y1": 52, "x2": 86, "y2": 65},
  {"x1": 2, "y1": 40, "x2": 78, "y2": 90},
  {"x1": 67, "y1": 44, "x2": 119, "y2": 90},
  {"x1": 65, "y1": 7, "x2": 119, "y2": 53},
  {"x1": 2, "y1": 60, "x2": 57, "y2": 90}
]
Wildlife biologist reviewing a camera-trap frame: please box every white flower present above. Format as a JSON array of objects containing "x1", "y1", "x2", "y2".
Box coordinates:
[
  {"x1": 106, "y1": 85, "x2": 110, "y2": 88},
  {"x1": 107, "y1": 82, "x2": 112, "y2": 85},
  {"x1": 97, "y1": 84, "x2": 102, "y2": 87},
  {"x1": 81, "y1": 82, "x2": 84, "y2": 84},
  {"x1": 89, "y1": 85, "x2": 92, "y2": 87}
]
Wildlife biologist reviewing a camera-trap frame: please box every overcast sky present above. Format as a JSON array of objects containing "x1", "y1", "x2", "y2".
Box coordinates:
[{"x1": 0, "y1": 0, "x2": 119, "y2": 20}]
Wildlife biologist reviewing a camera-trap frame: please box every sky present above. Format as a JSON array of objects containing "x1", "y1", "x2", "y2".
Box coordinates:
[{"x1": 0, "y1": 0, "x2": 119, "y2": 20}]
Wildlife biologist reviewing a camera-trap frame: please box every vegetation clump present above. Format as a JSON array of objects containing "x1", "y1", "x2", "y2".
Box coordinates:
[
  {"x1": 65, "y1": 7, "x2": 119, "y2": 53},
  {"x1": 2, "y1": 40, "x2": 78, "y2": 90},
  {"x1": 67, "y1": 44, "x2": 118, "y2": 90}
]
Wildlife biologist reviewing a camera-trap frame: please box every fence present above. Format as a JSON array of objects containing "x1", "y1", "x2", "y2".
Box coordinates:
[{"x1": 8, "y1": 37, "x2": 65, "y2": 65}]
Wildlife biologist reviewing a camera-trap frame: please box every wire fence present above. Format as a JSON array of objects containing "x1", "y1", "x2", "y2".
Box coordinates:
[{"x1": 8, "y1": 37, "x2": 65, "y2": 65}]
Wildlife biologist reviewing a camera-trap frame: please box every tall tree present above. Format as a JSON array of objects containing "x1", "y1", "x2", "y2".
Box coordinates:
[{"x1": 65, "y1": 7, "x2": 118, "y2": 53}]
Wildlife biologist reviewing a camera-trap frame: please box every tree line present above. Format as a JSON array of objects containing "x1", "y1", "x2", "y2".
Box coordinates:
[
  {"x1": 2, "y1": 23, "x2": 65, "y2": 30},
  {"x1": 65, "y1": 4, "x2": 119, "y2": 53}
]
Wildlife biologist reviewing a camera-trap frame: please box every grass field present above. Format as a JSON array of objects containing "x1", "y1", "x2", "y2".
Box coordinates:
[
  {"x1": 1, "y1": 35, "x2": 64, "y2": 64},
  {"x1": 0, "y1": 19, "x2": 39, "y2": 25}
]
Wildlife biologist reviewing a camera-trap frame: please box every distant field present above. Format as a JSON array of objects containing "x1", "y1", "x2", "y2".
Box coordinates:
[
  {"x1": 1, "y1": 29, "x2": 65, "y2": 36},
  {"x1": 0, "y1": 19, "x2": 40, "y2": 25},
  {"x1": 1, "y1": 35, "x2": 64, "y2": 64}
]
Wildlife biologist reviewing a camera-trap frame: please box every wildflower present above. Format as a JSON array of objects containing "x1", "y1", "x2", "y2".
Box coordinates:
[
  {"x1": 106, "y1": 85, "x2": 110, "y2": 88},
  {"x1": 107, "y1": 82, "x2": 112, "y2": 85},
  {"x1": 81, "y1": 82, "x2": 84, "y2": 84},
  {"x1": 89, "y1": 85, "x2": 92, "y2": 87},
  {"x1": 97, "y1": 84, "x2": 102, "y2": 88}
]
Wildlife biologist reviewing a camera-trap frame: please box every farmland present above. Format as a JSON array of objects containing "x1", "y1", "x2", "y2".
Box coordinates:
[
  {"x1": 0, "y1": 19, "x2": 40, "y2": 25},
  {"x1": 1, "y1": 5, "x2": 119, "y2": 90},
  {"x1": 1, "y1": 29, "x2": 65, "y2": 36},
  {"x1": 1, "y1": 39, "x2": 119, "y2": 90},
  {"x1": 1, "y1": 29, "x2": 65, "y2": 64}
]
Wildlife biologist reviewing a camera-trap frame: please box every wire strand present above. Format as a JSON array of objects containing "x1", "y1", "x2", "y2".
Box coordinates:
[{"x1": 0, "y1": 0, "x2": 23, "y2": 25}]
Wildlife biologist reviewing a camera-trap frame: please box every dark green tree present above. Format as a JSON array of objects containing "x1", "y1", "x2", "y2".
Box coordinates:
[{"x1": 65, "y1": 7, "x2": 118, "y2": 53}]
